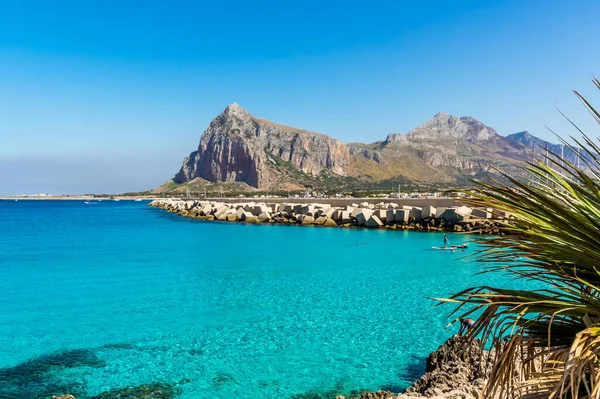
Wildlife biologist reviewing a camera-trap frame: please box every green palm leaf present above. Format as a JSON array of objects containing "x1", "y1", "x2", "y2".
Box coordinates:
[{"x1": 438, "y1": 79, "x2": 600, "y2": 399}]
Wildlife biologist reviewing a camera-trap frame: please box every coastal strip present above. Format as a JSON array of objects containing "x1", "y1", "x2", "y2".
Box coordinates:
[{"x1": 149, "y1": 199, "x2": 509, "y2": 233}]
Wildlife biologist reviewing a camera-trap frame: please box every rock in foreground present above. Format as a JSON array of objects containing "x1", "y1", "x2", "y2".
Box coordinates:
[{"x1": 337, "y1": 335, "x2": 491, "y2": 399}]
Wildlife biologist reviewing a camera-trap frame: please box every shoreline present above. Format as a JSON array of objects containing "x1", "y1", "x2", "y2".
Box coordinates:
[
  {"x1": 149, "y1": 198, "x2": 507, "y2": 233},
  {"x1": 0, "y1": 196, "x2": 456, "y2": 205},
  {"x1": 0, "y1": 196, "x2": 155, "y2": 201}
]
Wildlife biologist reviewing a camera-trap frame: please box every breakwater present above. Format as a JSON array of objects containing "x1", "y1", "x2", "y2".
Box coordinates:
[{"x1": 149, "y1": 199, "x2": 508, "y2": 233}]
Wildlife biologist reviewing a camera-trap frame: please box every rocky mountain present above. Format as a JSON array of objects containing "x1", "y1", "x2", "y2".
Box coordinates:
[
  {"x1": 343, "y1": 112, "x2": 530, "y2": 185},
  {"x1": 172, "y1": 103, "x2": 349, "y2": 190},
  {"x1": 386, "y1": 112, "x2": 498, "y2": 142},
  {"x1": 159, "y1": 105, "x2": 565, "y2": 194}
]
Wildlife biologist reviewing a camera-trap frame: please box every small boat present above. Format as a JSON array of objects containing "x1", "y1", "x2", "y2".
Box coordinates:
[
  {"x1": 451, "y1": 244, "x2": 468, "y2": 249},
  {"x1": 84, "y1": 201, "x2": 90, "y2": 204},
  {"x1": 134, "y1": 199, "x2": 142, "y2": 202},
  {"x1": 431, "y1": 246, "x2": 457, "y2": 251},
  {"x1": 114, "y1": 199, "x2": 121, "y2": 202}
]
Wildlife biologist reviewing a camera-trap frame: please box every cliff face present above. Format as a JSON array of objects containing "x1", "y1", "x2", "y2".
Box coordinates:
[{"x1": 174, "y1": 104, "x2": 349, "y2": 189}]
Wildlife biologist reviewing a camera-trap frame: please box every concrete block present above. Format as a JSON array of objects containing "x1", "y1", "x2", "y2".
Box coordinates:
[
  {"x1": 365, "y1": 215, "x2": 383, "y2": 228},
  {"x1": 386, "y1": 209, "x2": 396, "y2": 222},
  {"x1": 340, "y1": 211, "x2": 352, "y2": 224},
  {"x1": 435, "y1": 207, "x2": 448, "y2": 218},
  {"x1": 440, "y1": 208, "x2": 470, "y2": 222},
  {"x1": 257, "y1": 212, "x2": 271, "y2": 222},
  {"x1": 492, "y1": 209, "x2": 512, "y2": 219},
  {"x1": 374, "y1": 209, "x2": 387, "y2": 222},
  {"x1": 409, "y1": 207, "x2": 422, "y2": 221},
  {"x1": 320, "y1": 208, "x2": 335, "y2": 219},
  {"x1": 395, "y1": 209, "x2": 410, "y2": 223},
  {"x1": 356, "y1": 209, "x2": 374, "y2": 225},
  {"x1": 351, "y1": 207, "x2": 365, "y2": 218},
  {"x1": 214, "y1": 206, "x2": 229, "y2": 218},
  {"x1": 456, "y1": 206, "x2": 473, "y2": 216},
  {"x1": 314, "y1": 216, "x2": 327, "y2": 225},
  {"x1": 324, "y1": 218, "x2": 338, "y2": 227},
  {"x1": 301, "y1": 216, "x2": 315, "y2": 224},
  {"x1": 300, "y1": 205, "x2": 315, "y2": 215},
  {"x1": 422, "y1": 205, "x2": 436, "y2": 218},
  {"x1": 280, "y1": 204, "x2": 294, "y2": 213},
  {"x1": 241, "y1": 211, "x2": 254, "y2": 221},
  {"x1": 472, "y1": 208, "x2": 492, "y2": 219},
  {"x1": 332, "y1": 209, "x2": 342, "y2": 221},
  {"x1": 235, "y1": 208, "x2": 245, "y2": 220}
]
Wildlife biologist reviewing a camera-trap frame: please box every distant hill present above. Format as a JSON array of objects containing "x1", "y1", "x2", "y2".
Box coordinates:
[
  {"x1": 507, "y1": 130, "x2": 585, "y2": 165},
  {"x1": 345, "y1": 112, "x2": 529, "y2": 186},
  {"x1": 156, "y1": 105, "x2": 573, "y2": 194}
]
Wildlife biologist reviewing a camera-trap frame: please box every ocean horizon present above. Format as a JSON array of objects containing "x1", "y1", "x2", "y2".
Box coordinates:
[{"x1": 0, "y1": 200, "x2": 507, "y2": 398}]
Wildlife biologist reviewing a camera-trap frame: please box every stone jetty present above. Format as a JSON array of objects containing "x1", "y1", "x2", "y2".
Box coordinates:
[{"x1": 149, "y1": 199, "x2": 508, "y2": 233}]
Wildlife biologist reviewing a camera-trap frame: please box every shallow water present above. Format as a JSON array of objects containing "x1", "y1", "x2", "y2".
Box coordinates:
[{"x1": 0, "y1": 200, "x2": 510, "y2": 398}]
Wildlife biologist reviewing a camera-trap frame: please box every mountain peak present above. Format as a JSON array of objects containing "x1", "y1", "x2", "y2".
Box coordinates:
[
  {"x1": 506, "y1": 130, "x2": 545, "y2": 148},
  {"x1": 426, "y1": 112, "x2": 462, "y2": 131},
  {"x1": 221, "y1": 102, "x2": 249, "y2": 118},
  {"x1": 384, "y1": 112, "x2": 496, "y2": 144},
  {"x1": 406, "y1": 113, "x2": 497, "y2": 141},
  {"x1": 226, "y1": 102, "x2": 243, "y2": 110},
  {"x1": 432, "y1": 112, "x2": 456, "y2": 120}
]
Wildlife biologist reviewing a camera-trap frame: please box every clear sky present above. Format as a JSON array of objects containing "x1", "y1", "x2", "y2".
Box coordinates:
[{"x1": 1, "y1": 0, "x2": 599, "y2": 194}]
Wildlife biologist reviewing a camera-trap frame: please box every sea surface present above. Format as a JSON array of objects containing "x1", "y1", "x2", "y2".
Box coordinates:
[{"x1": 0, "y1": 200, "x2": 510, "y2": 398}]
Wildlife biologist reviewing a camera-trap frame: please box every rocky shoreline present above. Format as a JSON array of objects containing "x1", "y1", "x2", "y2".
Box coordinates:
[
  {"x1": 334, "y1": 335, "x2": 491, "y2": 399},
  {"x1": 149, "y1": 199, "x2": 507, "y2": 233}
]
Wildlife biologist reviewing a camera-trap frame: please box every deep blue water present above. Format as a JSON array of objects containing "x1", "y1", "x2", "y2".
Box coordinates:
[{"x1": 0, "y1": 200, "x2": 506, "y2": 398}]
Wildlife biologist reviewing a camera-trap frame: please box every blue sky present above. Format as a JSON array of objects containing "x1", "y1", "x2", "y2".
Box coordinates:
[{"x1": 1, "y1": 0, "x2": 599, "y2": 194}]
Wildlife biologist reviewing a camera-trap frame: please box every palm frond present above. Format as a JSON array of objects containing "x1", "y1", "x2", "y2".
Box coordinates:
[{"x1": 438, "y1": 79, "x2": 600, "y2": 398}]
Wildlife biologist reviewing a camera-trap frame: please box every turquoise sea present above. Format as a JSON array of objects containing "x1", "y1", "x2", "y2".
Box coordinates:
[{"x1": 0, "y1": 200, "x2": 507, "y2": 399}]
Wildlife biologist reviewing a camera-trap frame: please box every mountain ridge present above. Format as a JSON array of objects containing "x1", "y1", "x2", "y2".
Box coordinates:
[{"x1": 159, "y1": 104, "x2": 562, "y2": 194}]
